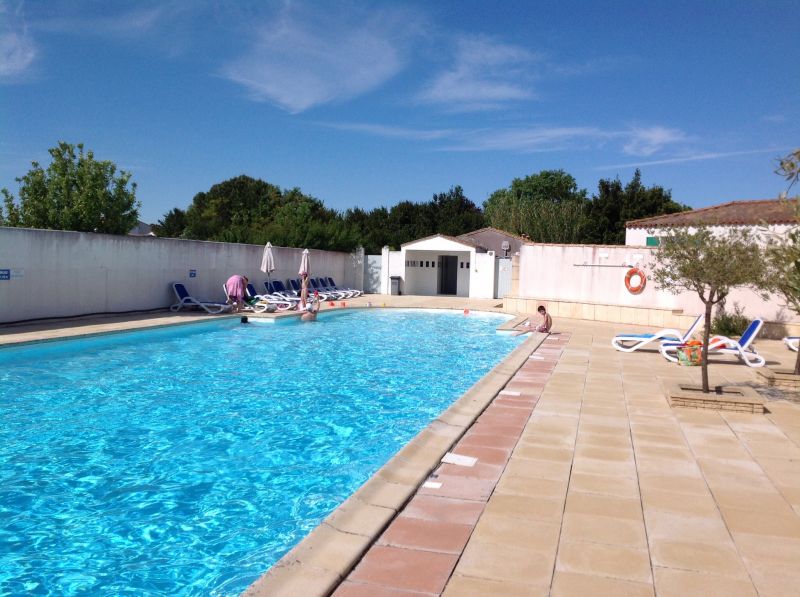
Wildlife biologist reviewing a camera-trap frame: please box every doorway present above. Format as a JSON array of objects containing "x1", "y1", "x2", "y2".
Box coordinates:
[{"x1": 438, "y1": 255, "x2": 458, "y2": 295}]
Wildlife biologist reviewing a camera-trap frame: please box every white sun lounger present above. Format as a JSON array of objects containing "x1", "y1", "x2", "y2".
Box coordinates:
[
  {"x1": 170, "y1": 282, "x2": 232, "y2": 314},
  {"x1": 611, "y1": 314, "x2": 702, "y2": 353},
  {"x1": 784, "y1": 337, "x2": 799, "y2": 352},
  {"x1": 660, "y1": 319, "x2": 765, "y2": 368}
]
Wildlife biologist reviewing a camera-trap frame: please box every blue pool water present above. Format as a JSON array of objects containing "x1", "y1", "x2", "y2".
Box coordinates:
[{"x1": 0, "y1": 309, "x2": 523, "y2": 596}]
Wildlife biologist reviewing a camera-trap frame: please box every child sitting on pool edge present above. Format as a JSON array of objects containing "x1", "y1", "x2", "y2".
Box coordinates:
[{"x1": 534, "y1": 305, "x2": 552, "y2": 333}]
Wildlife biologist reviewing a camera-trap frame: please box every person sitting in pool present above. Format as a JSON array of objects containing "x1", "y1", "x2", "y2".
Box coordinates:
[
  {"x1": 534, "y1": 305, "x2": 552, "y2": 333},
  {"x1": 225, "y1": 274, "x2": 249, "y2": 313},
  {"x1": 301, "y1": 291, "x2": 320, "y2": 322}
]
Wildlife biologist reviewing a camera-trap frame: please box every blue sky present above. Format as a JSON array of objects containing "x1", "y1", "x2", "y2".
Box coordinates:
[{"x1": 1, "y1": 0, "x2": 798, "y2": 223}]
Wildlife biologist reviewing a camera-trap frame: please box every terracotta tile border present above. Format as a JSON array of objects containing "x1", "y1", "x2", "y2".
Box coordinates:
[
  {"x1": 243, "y1": 331, "x2": 569, "y2": 596},
  {"x1": 242, "y1": 330, "x2": 552, "y2": 596}
]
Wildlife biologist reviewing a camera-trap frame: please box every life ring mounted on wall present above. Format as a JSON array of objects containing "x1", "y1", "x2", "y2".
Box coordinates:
[{"x1": 625, "y1": 267, "x2": 647, "y2": 294}]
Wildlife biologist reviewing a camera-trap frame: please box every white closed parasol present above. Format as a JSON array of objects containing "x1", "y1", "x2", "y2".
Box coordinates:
[
  {"x1": 298, "y1": 248, "x2": 309, "y2": 276},
  {"x1": 260, "y1": 242, "x2": 275, "y2": 288}
]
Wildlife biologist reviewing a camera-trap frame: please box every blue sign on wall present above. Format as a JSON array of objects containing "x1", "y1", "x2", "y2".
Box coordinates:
[
  {"x1": 189, "y1": 269, "x2": 197, "y2": 278},
  {"x1": 0, "y1": 269, "x2": 9, "y2": 280}
]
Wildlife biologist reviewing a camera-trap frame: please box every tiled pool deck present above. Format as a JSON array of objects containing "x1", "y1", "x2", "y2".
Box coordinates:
[{"x1": 3, "y1": 296, "x2": 800, "y2": 596}]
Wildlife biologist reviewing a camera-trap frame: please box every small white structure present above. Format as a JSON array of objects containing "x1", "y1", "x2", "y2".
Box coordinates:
[{"x1": 379, "y1": 233, "x2": 512, "y2": 299}]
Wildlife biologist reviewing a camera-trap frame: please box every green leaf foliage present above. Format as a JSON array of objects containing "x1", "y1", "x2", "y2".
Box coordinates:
[
  {"x1": 151, "y1": 208, "x2": 187, "y2": 238},
  {"x1": 0, "y1": 142, "x2": 140, "y2": 234},
  {"x1": 652, "y1": 226, "x2": 768, "y2": 392},
  {"x1": 165, "y1": 177, "x2": 485, "y2": 254},
  {"x1": 765, "y1": 194, "x2": 800, "y2": 374},
  {"x1": 483, "y1": 170, "x2": 588, "y2": 243},
  {"x1": 584, "y1": 169, "x2": 689, "y2": 245}
]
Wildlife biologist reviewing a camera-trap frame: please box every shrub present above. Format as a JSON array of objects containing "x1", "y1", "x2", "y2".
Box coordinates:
[{"x1": 711, "y1": 302, "x2": 749, "y2": 337}]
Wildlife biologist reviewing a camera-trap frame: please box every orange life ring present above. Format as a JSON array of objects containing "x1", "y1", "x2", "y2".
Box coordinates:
[{"x1": 625, "y1": 267, "x2": 646, "y2": 294}]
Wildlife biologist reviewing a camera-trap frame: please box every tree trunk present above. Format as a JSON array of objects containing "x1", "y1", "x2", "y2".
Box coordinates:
[
  {"x1": 795, "y1": 347, "x2": 800, "y2": 376},
  {"x1": 701, "y1": 301, "x2": 713, "y2": 393}
]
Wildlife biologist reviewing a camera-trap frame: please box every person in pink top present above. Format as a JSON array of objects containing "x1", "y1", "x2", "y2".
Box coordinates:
[{"x1": 225, "y1": 274, "x2": 249, "y2": 313}]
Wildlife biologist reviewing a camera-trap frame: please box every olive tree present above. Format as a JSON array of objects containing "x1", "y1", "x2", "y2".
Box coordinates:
[
  {"x1": 651, "y1": 227, "x2": 768, "y2": 392},
  {"x1": 0, "y1": 142, "x2": 140, "y2": 234},
  {"x1": 765, "y1": 149, "x2": 800, "y2": 374}
]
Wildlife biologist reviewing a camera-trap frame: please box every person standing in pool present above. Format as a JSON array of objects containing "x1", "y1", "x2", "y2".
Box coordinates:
[
  {"x1": 301, "y1": 290, "x2": 320, "y2": 322},
  {"x1": 299, "y1": 273, "x2": 310, "y2": 309},
  {"x1": 225, "y1": 274, "x2": 249, "y2": 313}
]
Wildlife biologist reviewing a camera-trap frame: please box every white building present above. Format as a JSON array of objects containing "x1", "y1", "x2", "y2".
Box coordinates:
[
  {"x1": 377, "y1": 228, "x2": 525, "y2": 299},
  {"x1": 625, "y1": 198, "x2": 796, "y2": 246}
]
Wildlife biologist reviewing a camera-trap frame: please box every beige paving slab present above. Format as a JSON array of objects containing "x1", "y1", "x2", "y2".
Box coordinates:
[
  {"x1": 555, "y1": 541, "x2": 652, "y2": 583},
  {"x1": 653, "y1": 567, "x2": 758, "y2": 597},
  {"x1": 551, "y1": 571, "x2": 654, "y2": 597}
]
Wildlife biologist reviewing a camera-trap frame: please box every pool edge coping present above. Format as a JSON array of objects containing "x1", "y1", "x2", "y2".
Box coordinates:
[{"x1": 241, "y1": 329, "x2": 547, "y2": 597}]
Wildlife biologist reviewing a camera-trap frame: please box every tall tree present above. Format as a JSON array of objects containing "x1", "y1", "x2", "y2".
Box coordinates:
[
  {"x1": 430, "y1": 185, "x2": 485, "y2": 236},
  {"x1": 484, "y1": 169, "x2": 588, "y2": 243},
  {"x1": 151, "y1": 207, "x2": 187, "y2": 238},
  {"x1": 585, "y1": 169, "x2": 688, "y2": 244},
  {"x1": 183, "y1": 175, "x2": 282, "y2": 241},
  {"x1": 652, "y1": 227, "x2": 768, "y2": 392},
  {"x1": 0, "y1": 141, "x2": 140, "y2": 234}
]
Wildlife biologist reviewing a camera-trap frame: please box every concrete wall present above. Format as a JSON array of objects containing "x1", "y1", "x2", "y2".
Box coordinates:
[
  {"x1": 380, "y1": 248, "x2": 405, "y2": 294},
  {"x1": 404, "y1": 250, "x2": 443, "y2": 295},
  {"x1": 364, "y1": 255, "x2": 382, "y2": 293},
  {"x1": 0, "y1": 227, "x2": 359, "y2": 323},
  {"x1": 514, "y1": 242, "x2": 797, "y2": 329}
]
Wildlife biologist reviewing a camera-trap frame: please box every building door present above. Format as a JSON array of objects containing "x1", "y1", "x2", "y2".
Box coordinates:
[
  {"x1": 496, "y1": 258, "x2": 512, "y2": 298},
  {"x1": 438, "y1": 255, "x2": 458, "y2": 295}
]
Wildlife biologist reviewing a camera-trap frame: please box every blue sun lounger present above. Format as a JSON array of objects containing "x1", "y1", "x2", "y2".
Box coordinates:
[
  {"x1": 611, "y1": 314, "x2": 702, "y2": 353},
  {"x1": 660, "y1": 319, "x2": 765, "y2": 368},
  {"x1": 326, "y1": 277, "x2": 362, "y2": 298},
  {"x1": 170, "y1": 282, "x2": 231, "y2": 314}
]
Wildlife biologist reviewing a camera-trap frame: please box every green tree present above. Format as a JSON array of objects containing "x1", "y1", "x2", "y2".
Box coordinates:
[
  {"x1": 151, "y1": 207, "x2": 187, "y2": 238},
  {"x1": 183, "y1": 175, "x2": 282, "y2": 241},
  {"x1": 652, "y1": 227, "x2": 768, "y2": 392},
  {"x1": 343, "y1": 207, "x2": 392, "y2": 254},
  {"x1": 484, "y1": 169, "x2": 588, "y2": 243},
  {"x1": 765, "y1": 149, "x2": 800, "y2": 374},
  {"x1": 386, "y1": 200, "x2": 436, "y2": 248},
  {"x1": 585, "y1": 169, "x2": 689, "y2": 244},
  {"x1": 0, "y1": 141, "x2": 140, "y2": 234},
  {"x1": 430, "y1": 185, "x2": 485, "y2": 237}
]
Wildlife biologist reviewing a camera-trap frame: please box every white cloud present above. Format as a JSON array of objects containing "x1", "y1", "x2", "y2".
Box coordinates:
[
  {"x1": 221, "y1": 6, "x2": 419, "y2": 113},
  {"x1": 0, "y1": 1, "x2": 37, "y2": 80},
  {"x1": 446, "y1": 126, "x2": 610, "y2": 152},
  {"x1": 622, "y1": 126, "x2": 688, "y2": 156},
  {"x1": 595, "y1": 147, "x2": 788, "y2": 170},
  {"x1": 0, "y1": 30, "x2": 35, "y2": 78},
  {"x1": 416, "y1": 36, "x2": 537, "y2": 110},
  {"x1": 323, "y1": 122, "x2": 454, "y2": 141}
]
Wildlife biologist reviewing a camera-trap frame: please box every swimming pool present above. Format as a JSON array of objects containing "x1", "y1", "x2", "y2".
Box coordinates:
[{"x1": 0, "y1": 309, "x2": 523, "y2": 596}]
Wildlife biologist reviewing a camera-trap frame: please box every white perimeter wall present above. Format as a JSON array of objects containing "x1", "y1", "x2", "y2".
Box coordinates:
[
  {"x1": 518, "y1": 243, "x2": 794, "y2": 323},
  {"x1": 0, "y1": 227, "x2": 358, "y2": 323}
]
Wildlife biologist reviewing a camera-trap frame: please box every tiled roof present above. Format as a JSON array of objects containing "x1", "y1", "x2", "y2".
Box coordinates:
[
  {"x1": 626, "y1": 199, "x2": 797, "y2": 229},
  {"x1": 457, "y1": 226, "x2": 529, "y2": 244}
]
